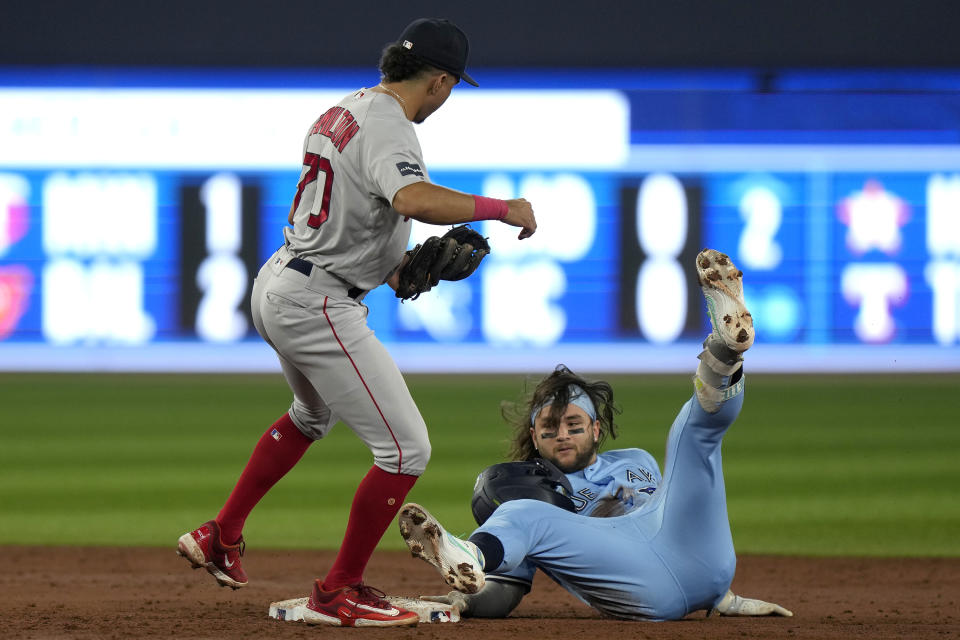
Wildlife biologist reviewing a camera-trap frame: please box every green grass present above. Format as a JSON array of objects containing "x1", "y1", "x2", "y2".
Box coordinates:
[{"x1": 0, "y1": 372, "x2": 957, "y2": 556}]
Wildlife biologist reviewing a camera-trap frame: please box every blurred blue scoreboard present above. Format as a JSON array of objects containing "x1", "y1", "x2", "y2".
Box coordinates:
[{"x1": 1, "y1": 69, "x2": 959, "y2": 372}]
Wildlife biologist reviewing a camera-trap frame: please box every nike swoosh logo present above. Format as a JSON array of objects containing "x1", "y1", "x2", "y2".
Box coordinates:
[
  {"x1": 343, "y1": 598, "x2": 400, "y2": 616},
  {"x1": 223, "y1": 555, "x2": 234, "y2": 568}
]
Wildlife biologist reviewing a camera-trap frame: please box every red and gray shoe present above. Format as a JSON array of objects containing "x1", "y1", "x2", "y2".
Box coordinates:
[
  {"x1": 303, "y1": 580, "x2": 419, "y2": 627},
  {"x1": 176, "y1": 520, "x2": 248, "y2": 589}
]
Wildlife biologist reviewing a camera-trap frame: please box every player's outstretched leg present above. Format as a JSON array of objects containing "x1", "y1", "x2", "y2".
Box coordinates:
[
  {"x1": 694, "y1": 249, "x2": 752, "y2": 413},
  {"x1": 398, "y1": 503, "x2": 486, "y2": 594},
  {"x1": 697, "y1": 248, "x2": 754, "y2": 352},
  {"x1": 176, "y1": 520, "x2": 248, "y2": 589}
]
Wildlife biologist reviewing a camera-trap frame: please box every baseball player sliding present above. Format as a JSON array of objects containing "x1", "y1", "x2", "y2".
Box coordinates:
[
  {"x1": 177, "y1": 17, "x2": 536, "y2": 628},
  {"x1": 399, "y1": 249, "x2": 794, "y2": 621}
]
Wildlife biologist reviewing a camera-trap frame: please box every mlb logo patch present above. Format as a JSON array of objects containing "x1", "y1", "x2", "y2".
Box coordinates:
[{"x1": 270, "y1": 428, "x2": 282, "y2": 442}]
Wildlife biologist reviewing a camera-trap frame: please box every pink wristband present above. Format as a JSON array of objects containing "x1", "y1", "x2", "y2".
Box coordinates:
[{"x1": 472, "y1": 195, "x2": 508, "y2": 221}]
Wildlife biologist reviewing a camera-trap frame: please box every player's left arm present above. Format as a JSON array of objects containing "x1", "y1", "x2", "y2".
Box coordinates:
[
  {"x1": 385, "y1": 253, "x2": 411, "y2": 291},
  {"x1": 711, "y1": 590, "x2": 793, "y2": 617},
  {"x1": 421, "y1": 579, "x2": 528, "y2": 618}
]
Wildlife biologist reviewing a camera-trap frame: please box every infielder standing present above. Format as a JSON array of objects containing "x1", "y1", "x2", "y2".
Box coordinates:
[
  {"x1": 177, "y1": 17, "x2": 536, "y2": 628},
  {"x1": 400, "y1": 249, "x2": 793, "y2": 621}
]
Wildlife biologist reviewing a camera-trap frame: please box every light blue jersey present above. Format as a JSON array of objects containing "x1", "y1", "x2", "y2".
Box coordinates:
[
  {"x1": 477, "y1": 388, "x2": 743, "y2": 621},
  {"x1": 566, "y1": 448, "x2": 661, "y2": 516}
]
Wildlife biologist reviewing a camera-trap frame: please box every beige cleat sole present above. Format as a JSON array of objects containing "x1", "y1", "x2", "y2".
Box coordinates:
[
  {"x1": 399, "y1": 503, "x2": 485, "y2": 594},
  {"x1": 176, "y1": 533, "x2": 206, "y2": 568},
  {"x1": 176, "y1": 534, "x2": 246, "y2": 590},
  {"x1": 696, "y1": 249, "x2": 754, "y2": 352}
]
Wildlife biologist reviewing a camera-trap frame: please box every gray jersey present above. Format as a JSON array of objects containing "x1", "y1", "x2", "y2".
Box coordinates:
[{"x1": 283, "y1": 89, "x2": 429, "y2": 290}]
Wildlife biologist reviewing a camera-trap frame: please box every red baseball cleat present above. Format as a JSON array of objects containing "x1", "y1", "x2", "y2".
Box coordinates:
[
  {"x1": 303, "y1": 580, "x2": 419, "y2": 627},
  {"x1": 176, "y1": 520, "x2": 248, "y2": 589}
]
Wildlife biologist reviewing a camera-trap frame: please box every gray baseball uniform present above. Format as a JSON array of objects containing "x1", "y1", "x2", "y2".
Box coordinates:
[
  {"x1": 178, "y1": 19, "x2": 497, "y2": 622},
  {"x1": 251, "y1": 88, "x2": 432, "y2": 475}
]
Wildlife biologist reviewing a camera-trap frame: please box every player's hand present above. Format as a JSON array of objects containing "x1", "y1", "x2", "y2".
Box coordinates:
[
  {"x1": 386, "y1": 252, "x2": 411, "y2": 292},
  {"x1": 503, "y1": 198, "x2": 536, "y2": 240},
  {"x1": 420, "y1": 592, "x2": 470, "y2": 615},
  {"x1": 712, "y1": 590, "x2": 793, "y2": 617}
]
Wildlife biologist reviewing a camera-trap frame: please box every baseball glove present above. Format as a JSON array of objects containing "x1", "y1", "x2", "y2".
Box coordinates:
[{"x1": 395, "y1": 225, "x2": 491, "y2": 301}]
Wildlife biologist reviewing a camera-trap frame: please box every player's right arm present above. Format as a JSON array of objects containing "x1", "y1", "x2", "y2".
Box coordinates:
[
  {"x1": 392, "y1": 181, "x2": 537, "y2": 240},
  {"x1": 362, "y1": 105, "x2": 537, "y2": 239}
]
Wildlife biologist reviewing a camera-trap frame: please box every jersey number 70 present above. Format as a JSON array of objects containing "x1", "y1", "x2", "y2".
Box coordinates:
[{"x1": 292, "y1": 152, "x2": 334, "y2": 229}]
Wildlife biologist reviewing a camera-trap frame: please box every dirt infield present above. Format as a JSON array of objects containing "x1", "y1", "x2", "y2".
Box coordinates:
[{"x1": 2, "y1": 546, "x2": 957, "y2": 639}]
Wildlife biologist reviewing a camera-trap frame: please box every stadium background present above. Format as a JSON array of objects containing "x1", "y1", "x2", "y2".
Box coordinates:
[{"x1": 0, "y1": 3, "x2": 958, "y2": 638}]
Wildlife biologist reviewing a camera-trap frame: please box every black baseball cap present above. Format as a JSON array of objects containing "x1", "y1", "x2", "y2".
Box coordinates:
[{"x1": 396, "y1": 18, "x2": 478, "y2": 87}]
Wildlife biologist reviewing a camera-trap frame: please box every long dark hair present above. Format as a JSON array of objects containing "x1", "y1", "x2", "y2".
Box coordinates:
[{"x1": 503, "y1": 365, "x2": 620, "y2": 461}]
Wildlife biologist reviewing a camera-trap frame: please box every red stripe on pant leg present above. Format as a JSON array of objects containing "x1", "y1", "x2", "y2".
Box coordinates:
[{"x1": 322, "y1": 296, "x2": 404, "y2": 472}]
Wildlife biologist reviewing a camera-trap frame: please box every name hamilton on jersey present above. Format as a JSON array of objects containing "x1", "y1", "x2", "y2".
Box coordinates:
[
  {"x1": 309, "y1": 103, "x2": 423, "y2": 182},
  {"x1": 310, "y1": 106, "x2": 361, "y2": 153}
]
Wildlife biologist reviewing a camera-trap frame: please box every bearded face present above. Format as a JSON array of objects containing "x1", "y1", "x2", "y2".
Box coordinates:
[{"x1": 529, "y1": 404, "x2": 601, "y2": 473}]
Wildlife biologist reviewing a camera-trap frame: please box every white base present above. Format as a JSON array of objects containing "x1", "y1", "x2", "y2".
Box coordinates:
[{"x1": 268, "y1": 596, "x2": 459, "y2": 624}]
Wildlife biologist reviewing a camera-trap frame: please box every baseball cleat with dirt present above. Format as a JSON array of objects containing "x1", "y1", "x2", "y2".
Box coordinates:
[
  {"x1": 696, "y1": 249, "x2": 754, "y2": 352},
  {"x1": 176, "y1": 520, "x2": 248, "y2": 589},
  {"x1": 398, "y1": 503, "x2": 485, "y2": 594},
  {"x1": 303, "y1": 580, "x2": 419, "y2": 627}
]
